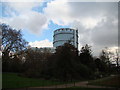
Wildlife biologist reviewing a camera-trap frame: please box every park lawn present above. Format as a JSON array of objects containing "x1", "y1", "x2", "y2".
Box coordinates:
[
  {"x1": 57, "y1": 87, "x2": 116, "y2": 90},
  {"x1": 88, "y1": 75, "x2": 120, "y2": 88},
  {"x1": 0, "y1": 73, "x2": 2, "y2": 88},
  {"x1": 57, "y1": 87, "x2": 114, "y2": 90},
  {"x1": 2, "y1": 73, "x2": 66, "y2": 89}
]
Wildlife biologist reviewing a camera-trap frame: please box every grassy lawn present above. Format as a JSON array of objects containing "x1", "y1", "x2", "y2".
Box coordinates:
[
  {"x1": 56, "y1": 87, "x2": 115, "y2": 90},
  {"x1": 88, "y1": 75, "x2": 120, "y2": 88},
  {"x1": 3, "y1": 73, "x2": 120, "y2": 89},
  {"x1": 2, "y1": 73, "x2": 67, "y2": 89},
  {"x1": 0, "y1": 73, "x2": 2, "y2": 89}
]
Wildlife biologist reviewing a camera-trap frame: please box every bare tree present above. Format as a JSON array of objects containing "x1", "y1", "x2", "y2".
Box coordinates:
[
  {"x1": 1, "y1": 23, "x2": 28, "y2": 57},
  {"x1": 102, "y1": 47, "x2": 120, "y2": 74},
  {"x1": 1, "y1": 23, "x2": 28, "y2": 72},
  {"x1": 110, "y1": 49, "x2": 120, "y2": 71}
]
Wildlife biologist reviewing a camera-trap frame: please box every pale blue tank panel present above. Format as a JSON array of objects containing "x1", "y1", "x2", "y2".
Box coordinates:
[
  {"x1": 53, "y1": 28, "x2": 78, "y2": 48},
  {"x1": 54, "y1": 34, "x2": 74, "y2": 41}
]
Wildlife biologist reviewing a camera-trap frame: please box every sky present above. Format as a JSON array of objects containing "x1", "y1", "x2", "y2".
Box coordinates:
[{"x1": 0, "y1": 0, "x2": 119, "y2": 56}]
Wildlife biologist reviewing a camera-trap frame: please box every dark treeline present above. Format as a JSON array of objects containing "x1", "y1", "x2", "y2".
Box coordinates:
[{"x1": 1, "y1": 24, "x2": 120, "y2": 81}]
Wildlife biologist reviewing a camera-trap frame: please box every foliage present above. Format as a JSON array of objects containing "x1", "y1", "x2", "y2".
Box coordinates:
[
  {"x1": 80, "y1": 45, "x2": 94, "y2": 67},
  {"x1": 23, "y1": 48, "x2": 52, "y2": 78},
  {"x1": 99, "y1": 49, "x2": 112, "y2": 75},
  {"x1": 53, "y1": 43, "x2": 79, "y2": 80},
  {"x1": 1, "y1": 23, "x2": 28, "y2": 54},
  {"x1": 94, "y1": 58, "x2": 103, "y2": 76},
  {"x1": 1, "y1": 23, "x2": 28, "y2": 72},
  {"x1": 108, "y1": 49, "x2": 120, "y2": 74},
  {"x1": 22, "y1": 43, "x2": 95, "y2": 80},
  {"x1": 79, "y1": 44, "x2": 95, "y2": 78},
  {"x1": 1, "y1": 24, "x2": 118, "y2": 81}
]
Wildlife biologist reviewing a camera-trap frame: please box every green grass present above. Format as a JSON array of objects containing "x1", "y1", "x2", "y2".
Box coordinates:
[
  {"x1": 2, "y1": 73, "x2": 67, "y2": 89},
  {"x1": 3, "y1": 73, "x2": 120, "y2": 89},
  {"x1": 0, "y1": 73, "x2": 2, "y2": 89},
  {"x1": 56, "y1": 87, "x2": 115, "y2": 90},
  {"x1": 88, "y1": 75, "x2": 120, "y2": 88}
]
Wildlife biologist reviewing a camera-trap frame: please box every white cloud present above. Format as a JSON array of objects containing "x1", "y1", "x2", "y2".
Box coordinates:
[
  {"x1": 44, "y1": 1, "x2": 118, "y2": 56},
  {"x1": 44, "y1": 0, "x2": 72, "y2": 26},
  {"x1": 1, "y1": 1, "x2": 118, "y2": 56},
  {"x1": 44, "y1": 1, "x2": 112, "y2": 28},
  {"x1": 29, "y1": 39, "x2": 53, "y2": 48},
  {"x1": 91, "y1": 16, "x2": 118, "y2": 47},
  {"x1": 2, "y1": 2, "x2": 48, "y2": 35},
  {"x1": 2, "y1": 11, "x2": 48, "y2": 35},
  {"x1": 1, "y1": 0, "x2": 119, "y2": 2},
  {"x1": 80, "y1": 17, "x2": 107, "y2": 30},
  {"x1": 108, "y1": 46, "x2": 118, "y2": 53}
]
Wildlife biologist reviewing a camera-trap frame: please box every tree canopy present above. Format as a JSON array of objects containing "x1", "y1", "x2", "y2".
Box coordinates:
[
  {"x1": 1, "y1": 23, "x2": 28, "y2": 54},
  {"x1": 1, "y1": 23, "x2": 28, "y2": 72}
]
